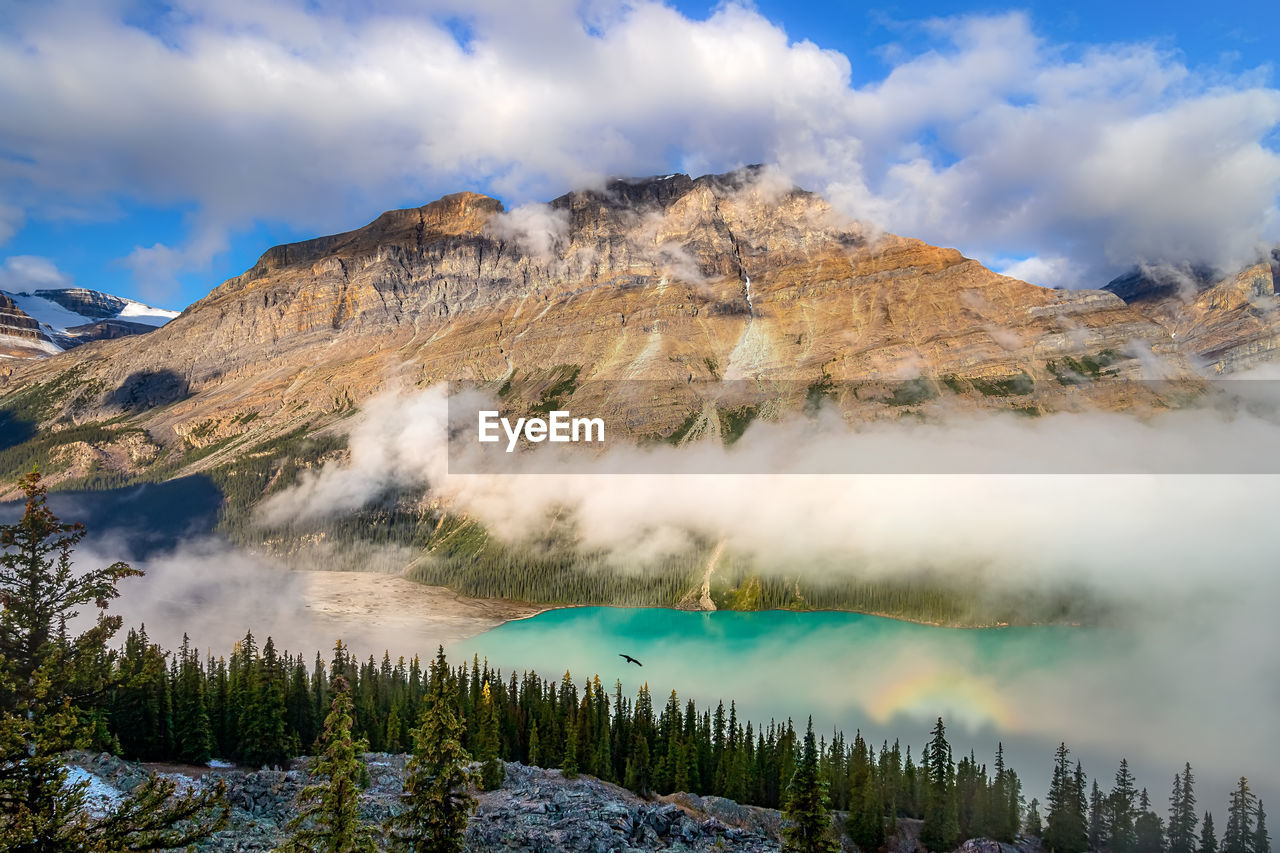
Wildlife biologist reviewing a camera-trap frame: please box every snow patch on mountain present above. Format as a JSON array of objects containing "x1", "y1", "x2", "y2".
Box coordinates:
[
  {"x1": 5, "y1": 289, "x2": 178, "y2": 334},
  {"x1": 117, "y1": 299, "x2": 180, "y2": 325},
  {"x1": 0, "y1": 287, "x2": 179, "y2": 358},
  {"x1": 0, "y1": 333, "x2": 63, "y2": 356}
]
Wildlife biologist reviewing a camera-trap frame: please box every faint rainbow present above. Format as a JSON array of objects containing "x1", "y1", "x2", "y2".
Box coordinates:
[{"x1": 864, "y1": 665, "x2": 1020, "y2": 731}]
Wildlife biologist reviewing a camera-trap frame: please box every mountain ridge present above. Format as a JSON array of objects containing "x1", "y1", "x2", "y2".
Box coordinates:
[
  {"x1": 0, "y1": 286, "x2": 178, "y2": 359},
  {"x1": 1102, "y1": 251, "x2": 1280, "y2": 373},
  {"x1": 0, "y1": 167, "x2": 1274, "y2": 497}
]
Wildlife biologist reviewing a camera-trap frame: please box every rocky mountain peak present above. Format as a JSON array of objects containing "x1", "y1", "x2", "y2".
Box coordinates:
[
  {"x1": 1103, "y1": 264, "x2": 1218, "y2": 306},
  {"x1": 1098, "y1": 252, "x2": 1280, "y2": 374},
  {"x1": 33, "y1": 287, "x2": 129, "y2": 319},
  {"x1": 0, "y1": 169, "x2": 1242, "y2": 491},
  {"x1": 0, "y1": 287, "x2": 175, "y2": 360},
  {"x1": 240, "y1": 191, "x2": 505, "y2": 285},
  {"x1": 552, "y1": 166, "x2": 772, "y2": 213}
]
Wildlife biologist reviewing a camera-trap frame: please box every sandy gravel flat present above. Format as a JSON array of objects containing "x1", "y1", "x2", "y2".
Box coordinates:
[{"x1": 297, "y1": 571, "x2": 546, "y2": 655}]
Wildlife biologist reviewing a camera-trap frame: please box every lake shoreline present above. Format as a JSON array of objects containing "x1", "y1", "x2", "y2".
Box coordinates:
[{"x1": 472, "y1": 598, "x2": 1079, "y2": 634}]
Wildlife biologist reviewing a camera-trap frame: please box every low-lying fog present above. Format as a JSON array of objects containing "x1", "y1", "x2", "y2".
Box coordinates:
[{"x1": 14, "y1": 377, "x2": 1278, "y2": 813}]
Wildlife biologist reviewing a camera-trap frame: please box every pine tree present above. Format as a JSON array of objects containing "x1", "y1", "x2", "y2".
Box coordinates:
[
  {"x1": 384, "y1": 703, "x2": 403, "y2": 755},
  {"x1": 1223, "y1": 778, "x2": 1257, "y2": 853},
  {"x1": 239, "y1": 636, "x2": 293, "y2": 767},
  {"x1": 1073, "y1": 763, "x2": 1092, "y2": 853},
  {"x1": 782, "y1": 718, "x2": 838, "y2": 853},
  {"x1": 848, "y1": 768, "x2": 886, "y2": 850},
  {"x1": 1027, "y1": 799, "x2": 1044, "y2": 837},
  {"x1": 992, "y1": 743, "x2": 1019, "y2": 843},
  {"x1": 278, "y1": 676, "x2": 375, "y2": 853},
  {"x1": 476, "y1": 681, "x2": 504, "y2": 791},
  {"x1": 112, "y1": 625, "x2": 172, "y2": 759},
  {"x1": 1044, "y1": 745, "x2": 1088, "y2": 853},
  {"x1": 1111, "y1": 760, "x2": 1140, "y2": 853},
  {"x1": 920, "y1": 718, "x2": 959, "y2": 852},
  {"x1": 528, "y1": 719, "x2": 541, "y2": 767},
  {"x1": 1200, "y1": 813, "x2": 1218, "y2": 853},
  {"x1": 1136, "y1": 791, "x2": 1166, "y2": 853},
  {"x1": 561, "y1": 713, "x2": 580, "y2": 779},
  {"x1": 210, "y1": 654, "x2": 230, "y2": 757},
  {"x1": 625, "y1": 729, "x2": 651, "y2": 795},
  {"x1": 1256, "y1": 803, "x2": 1270, "y2": 853},
  {"x1": 1091, "y1": 778, "x2": 1110, "y2": 851},
  {"x1": 287, "y1": 658, "x2": 320, "y2": 752},
  {"x1": 999, "y1": 745, "x2": 1023, "y2": 842},
  {"x1": 1168, "y1": 765, "x2": 1198, "y2": 853},
  {"x1": 592, "y1": 703, "x2": 613, "y2": 783},
  {"x1": 388, "y1": 648, "x2": 474, "y2": 853},
  {"x1": 673, "y1": 738, "x2": 697, "y2": 793},
  {"x1": 0, "y1": 470, "x2": 227, "y2": 851},
  {"x1": 173, "y1": 634, "x2": 213, "y2": 765}
]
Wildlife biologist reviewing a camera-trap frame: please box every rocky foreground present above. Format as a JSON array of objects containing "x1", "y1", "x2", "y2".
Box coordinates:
[{"x1": 68, "y1": 751, "x2": 1041, "y2": 853}]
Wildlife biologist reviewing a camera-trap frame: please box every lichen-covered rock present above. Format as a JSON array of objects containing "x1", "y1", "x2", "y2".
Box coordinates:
[
  {"x1": 64, "y1": 751, "x2": 1058, "y2": 853},
  {"x1": 66, "y1": 752, "x2": 781, "y2": 852}
]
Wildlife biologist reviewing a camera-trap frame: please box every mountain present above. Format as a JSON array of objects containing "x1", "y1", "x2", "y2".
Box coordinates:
[
  {"x1": 0, "y1": 292, "x2": 61, "y2": 357},
  {"x1": 4, "y1": 165, "x2": 1280, "y2": 509},
  {"x1": 6, "y1": 166, "x2": 1274, "y2": 619},
  {"x1": 0, "y1": 287, "x2": 178, "y2": 359},
  {"x1": 1103, "y1": 251, "x2": 1280, "y2": 374},
  {"x1": 1, "y1": 167, "x2": 1214, "y2": 486}
]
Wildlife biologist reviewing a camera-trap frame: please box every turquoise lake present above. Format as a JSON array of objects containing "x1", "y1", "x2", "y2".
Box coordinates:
[
  {"x1": 451, "y1": 606, "x2": 1274, "y2": 808},
  {"x1": 452, "y1": 606, "x2": 1126, "y2": 798},
  {"x1": 454, "y1": 607, "x2": 1095, "y2": 733}
]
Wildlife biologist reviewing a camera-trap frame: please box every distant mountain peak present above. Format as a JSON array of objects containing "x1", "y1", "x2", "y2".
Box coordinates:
[{"x1": 0, "y1": 287, "x2": 178, "y2": 359}]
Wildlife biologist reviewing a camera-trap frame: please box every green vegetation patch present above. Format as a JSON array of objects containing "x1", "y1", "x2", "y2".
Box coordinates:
[
  {"x1": 0, "y1": 422, "x2": 145, "y2": 484},
  {"x1": 970, "y1": 370, "x2": 1034, "y2": 397},
  {"x1": 711, "y1": 560, "x2": 1109, "y2": 626},
  {"x1": 1046, "y1": 349, "x2": 1122, "y2": 385},
  {"x1": 718, "y1": 404, "x2": 759, "y2": 445},
  {"x1": 803, "y1": 375, "x2": 836, "y2": 415},
  {"x1": 661, "y1": 408, "x2": 701, "y2": 446},
  {"x1": 0, "y1": 367, "x2": 95, "y2": 425},
  {"x1": 886, "y1": 377, "x2": 938, "y2": 407},
  {"x1": 529, "y1": 365, "x2": 582, "y2": 415},
  {"x1": 211, "y1": 427, "x2": 348, "y2": 534},
  {"x1": 409, "y1": 524, "x2": 702, "y2": 607}
]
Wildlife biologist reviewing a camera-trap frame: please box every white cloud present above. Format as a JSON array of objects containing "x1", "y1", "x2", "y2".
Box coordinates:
[
  {"x1": 0, "y1": 255, "x2": 73, "y2": 291},
  {"x1": 118, "y1": 222, "x2": 228, "y2": 303},
  {"x1": 992, "y1": 254, "x2": 1073, "y2": 288},
  {"x1": 262, "y1": 383, "x2": 1280, "y2": 591},
  {"x1": 487, "y1": 203, "x2": 570, "y2": 261},
  {"x1": 0, "y1": 3, "x2": 1276, "y2": 292},
  {"x1": 0, "y1": 203, "x2": 24, "y2": 246},
  {"x1": 257, "y1": 382, "x2": 1280, "y2": 796}
]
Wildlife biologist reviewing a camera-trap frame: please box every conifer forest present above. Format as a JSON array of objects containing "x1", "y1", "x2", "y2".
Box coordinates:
[{"x1": 1, "y1": 473, "x2": 1272, "y2": 852}]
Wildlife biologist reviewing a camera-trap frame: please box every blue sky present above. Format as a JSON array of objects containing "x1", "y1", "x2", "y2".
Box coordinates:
[{"x1": 0, "y1": 0, "x2": 1277, "y2": 309}]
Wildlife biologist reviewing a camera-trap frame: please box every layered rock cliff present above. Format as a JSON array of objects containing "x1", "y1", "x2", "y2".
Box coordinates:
[
  {"x1": 0, "y1": 167, "x2": 1215, "y2": 491},
  {"x1": 1104, "y1": 252, "x2": 1280, "y2": 373},
  {"x1": 0, "y1": 291, "x2": 61, "y2": 357},
  {"x1": 0, "y1": 287, "x2": 178, "y2": 358}
]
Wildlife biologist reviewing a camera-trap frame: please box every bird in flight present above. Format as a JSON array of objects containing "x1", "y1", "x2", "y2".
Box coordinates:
[{"x1": 619, "y1": 654, "x2": 643, "y2": 667}]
